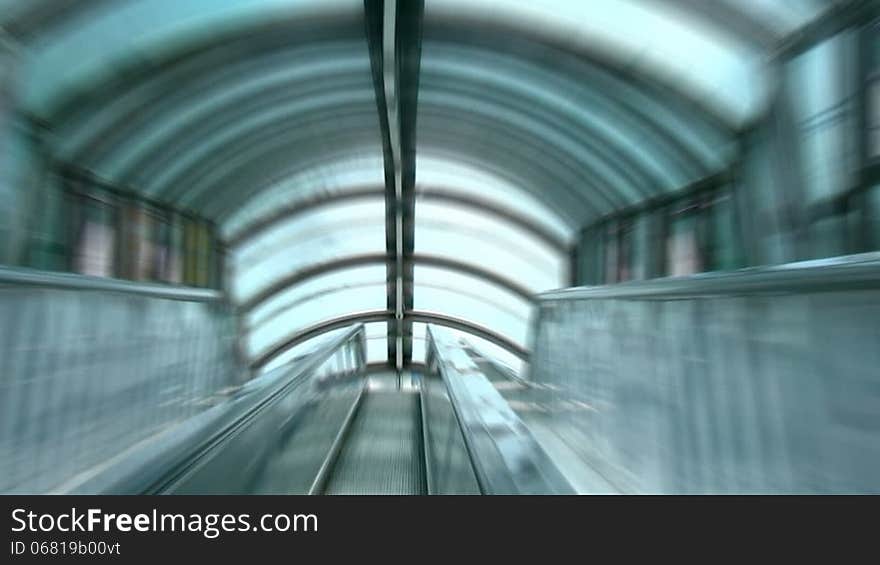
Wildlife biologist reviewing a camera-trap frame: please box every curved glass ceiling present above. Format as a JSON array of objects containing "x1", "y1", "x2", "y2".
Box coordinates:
[{"x1": 3, "y1": 0, "x2": 835, "y2": 370}]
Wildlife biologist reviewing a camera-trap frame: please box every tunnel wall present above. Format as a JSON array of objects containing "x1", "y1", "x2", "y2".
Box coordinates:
[
  {"x1": 530, "y1": 255, "x2": 880, "y2": 493},
  {"x1": 0, "y1": 270, "x2": 240, "y2": 493}
]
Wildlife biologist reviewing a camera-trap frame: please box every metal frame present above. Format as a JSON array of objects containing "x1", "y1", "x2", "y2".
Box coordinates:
[
  {"x1": 226, "y1": 184, "x2": 567, "y2": 252},
  {"x1": 770, "y1": 0, "x2": 879, "y2": 62},
  {"x1": 540, "y1": 251, "x2": 880, "y2": 302},
  {"x1": 246, "y1": 279, "x2": 531, "y2": 338},
  {"x1": 0, "y1": 264, "x2": 222, "y2": 302},
  {"x1": 570, "y1": 169, "x2": 732, "y2": 284},
  {"x1": 251, "y1": 308, "x2": 529, "y2": 371},
  {"x1": 240, "y1": 252, "x2": 535, "y2": 313},
  {"x1": 364, "y1": 0, "x2": 425, "y2": 369},
  {"x1": 421, "y1": 15, "x2": 737, "y2": 133}
]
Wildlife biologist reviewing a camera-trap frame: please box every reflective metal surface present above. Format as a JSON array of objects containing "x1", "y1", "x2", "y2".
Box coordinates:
[
  {"x1": 531, "y1": 255, "x2": 880, "y2": 493},
  {"x1": 426, "y1": 326, "x2": 574, "y2": 494}
]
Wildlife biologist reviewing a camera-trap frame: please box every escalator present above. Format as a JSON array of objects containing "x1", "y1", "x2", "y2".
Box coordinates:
[
  {"x1": 253, "y1": 373, "x2": 426, "y2": 495},
  {"x1": 74, "y1": 325, "x2": 571, "y2": 495},
  {"x1": 322, "y1": 381, "x2": 426, "y2": 495}
]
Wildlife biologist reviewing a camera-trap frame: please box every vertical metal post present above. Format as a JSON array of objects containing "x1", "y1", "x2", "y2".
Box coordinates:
[{"x1": 0, "y1": 32, "x2": 20, "y2": 265}]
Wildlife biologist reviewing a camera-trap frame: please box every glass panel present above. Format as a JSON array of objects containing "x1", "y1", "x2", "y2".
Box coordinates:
[
  {"x1": 867, "y1": 183, "x2": 880, "y2": 251},
  {"x1": 708, "y1": 189, "x2": 744, "y2": 271},
  {"x1": 128, "y1": 204, "x2": 153, "y2": 281},
  {"x1": 604, "y1": 225, "x2": 619, "y2": 284},
  {"x1": 416, "y1": 286, "x2": 529, "y2": 347},
  {"x1": 788, "y1": 34, "x2": 859, "y2": 202},
  {"x1": 419, "y1": 42, "x2": 700, "y2": 196},
  {"x1": 182, "y1": 217, "x2": 204, "y2": 286},
  {"x1": 22, "y1": 0, "x2": 365, "y2": 112},
  {"x1": 232, "y1": 200, "x2": 385, "y2": 303},
  {"x1": 78, "y1": 44, "x2": 376, "y2": 177},
  {"x1": 364, "y1": 321, "x2": 388, "y2": 365},
  {"x1": 412, "y1": 322, "x2": 427, "y2": 365},
  {"x1": 425, "y1": 0, "x2": 768, "y2": 123},
  {"x1": 249, "y1": 265, "x2": 386, "y2": 327},
  {"x1": 667, "y1": 211, "x2": 702, "y2": 277},
  {"x1": 415, "y1": 155, "x2": 572, "y2": 242},
  {"x1": 870, "y1": 78, "x2": 880, "y2": 160},
  {"x1": 630, "y1": 214, "x2": 648, "y2": 281},
  {"x1": 415, "y1": 201, "x2": 566, "y2": 294},
  {"x1": 71, "y1": 194, "x2": 116, "y2": 278},
  {"x1": 260, "y1": 327, "x2": 349, "y2": 374},
  {"x1": 247, "y1": 286, "x2": 386, "y2": 357},
  {"x1": 223, "y1": 155, "x2": 385, "y2": 239},
  {"x1": 414, "y1": 266, "x2": 532, "y2": 316},
  {"x1": 165, "y1": 215, "x2": 184, "y2": 284}
]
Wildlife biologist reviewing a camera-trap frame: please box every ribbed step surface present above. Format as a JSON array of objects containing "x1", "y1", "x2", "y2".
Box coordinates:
[
  {"x1": 324, "y1": 390, "x2": 425, "y2": 495},
  {"x1": 250, "y1": 384, "x2": 360, "y2": 494}
]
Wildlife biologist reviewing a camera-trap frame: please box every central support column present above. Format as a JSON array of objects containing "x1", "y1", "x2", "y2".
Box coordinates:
[{"x1": 364, "y1": 0, "x2": 424, "y2": 369}]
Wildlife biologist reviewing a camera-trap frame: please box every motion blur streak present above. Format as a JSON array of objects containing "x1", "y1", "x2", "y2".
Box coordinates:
[{"x1": 0, "y1": 1, "x2": 878, "y2": 494}]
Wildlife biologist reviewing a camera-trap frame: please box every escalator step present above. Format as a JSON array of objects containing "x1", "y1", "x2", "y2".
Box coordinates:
[{"x1": 324, "y1": 390, "x2": 425, "y2": 495}]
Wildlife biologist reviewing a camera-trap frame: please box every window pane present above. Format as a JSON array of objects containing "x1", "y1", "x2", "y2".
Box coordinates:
[
  {"x1": 247, "y1": 285, "x2": 386, "y2": 358},
  {"x1": 232, "y1": 200, "x2": 385, "y2": 303},
  {"x1": 249, "y1": 265, "x2": 386, "y2": 328},
  {"x1": 72, "y1": 195, "x2": 116, "y2": 278},
  {"x1": 364, "y1": 322, "x2": 388, "y2": 365},
  {"x1": 667, "y1": 213, "x2": 702, "y2": 276},
  {"x1": 415, "y1": 201, "x2": 566, "y2": 293}
]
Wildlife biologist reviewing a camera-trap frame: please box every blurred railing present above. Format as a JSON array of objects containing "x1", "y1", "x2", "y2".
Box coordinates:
[
  {"x1": 133, "y1": 324, "x2": 367, "y2": 494},
  {"x1": 424, "y1": 326, "x2": 573, "y2": 494},
  {"x1": 0, "y1": 266, "x2": 238, "y2": 493},
  {"x1": 531, "y1": 252, "x2": 880, "y2": 493}
]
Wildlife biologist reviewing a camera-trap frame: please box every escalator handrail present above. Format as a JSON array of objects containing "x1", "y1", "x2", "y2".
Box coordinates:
[
  {"x1": 425, "y1": 326, "x2": 575, "y2": 495},
  {"x1": 82, "y1": 324, "x2": 366, "y2": 494},
  {"x1": 0, "y1": 264, "x2": 223, "y2": 302},
  {"x1": 539, "y1": 251, "x2": 880, "y2": 302}
]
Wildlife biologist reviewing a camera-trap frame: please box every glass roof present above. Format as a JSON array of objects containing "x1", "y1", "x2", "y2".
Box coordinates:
[
  {"x1": 424, "y1": 0, "x2": 829, "y2": 125},
  {"x1": 3, "y1": 0, "x2": 836, "y2": 370}
]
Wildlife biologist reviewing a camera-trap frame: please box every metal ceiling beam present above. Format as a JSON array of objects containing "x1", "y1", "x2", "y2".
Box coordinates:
[
  {"x1": 58, "y1": 36, "x2": 711, "y2": 221},
  {"x1": 251, "y1": 308, "x2": 528, "y2": 371},
  {"x1": 155, "y1": 107, "x2": 379, "y2": 203},
  {"x1": 43, "y1": 13, "x2": 364, "y2": 128},
  {"x1": 770, "y1": 0, "x2": 879, "y2": 62},
  {"x1": 32, "y1": 3, "x2": 742, "y2": 161},
  {"x1": 239, "y1": 252, "x2": 535, "y2": 314},
  {"x1": 112, "y1": 74, "x2": 374, "y2": 186},
  {"x1": 225, "y1": 185, "x2": 568, "y2": 252},
  {"x1": 31, "y1": 5, "x2": 721, "y2": 232},
  {"x1": 364, "y1": 0, "x2": 424, "y2": 370},
  {"x1": 418, "y1": 107, "x2": 631, "y2": 211},
  {"x1": 422, "y1": 16, "x2": 737, "y2": 135},
  {"x1": 364, "y1": 0, "x2": 397, "y2": 369},
  {"x1": 251, "y1": 310, "x2": 390, "y2": 371},
  {"x1": 247, "y1": 278, "x2": 530, "y2": 336},
  {"x1": 579, "y1": 169, "x2": 733, "y2": 231},
  {"x1": 419, "y1": 84, "x2": 660, "y2": 203},
  {"x1": 57, "y1": 23, "x2": 707, "y2": 191}
]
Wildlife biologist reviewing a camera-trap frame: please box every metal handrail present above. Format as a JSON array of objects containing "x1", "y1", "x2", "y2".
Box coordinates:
[
  {"x1": 0, "y1": 265, "x2": 223, "y2": 302},
  {"x1": 539, "y1": 252, "x2": 880, "y2": 301},
  {"x1": 88, "y1": 324, "x2": 367, "y2": 494},
  {"x1": 425, "y1": 325, "x2": 574, "y2": 495}
]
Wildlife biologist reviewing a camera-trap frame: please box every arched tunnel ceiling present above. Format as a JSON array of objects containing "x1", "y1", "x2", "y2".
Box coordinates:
[{"x1": 2, "y1": 0, "x2": 838, "y2": 370}]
